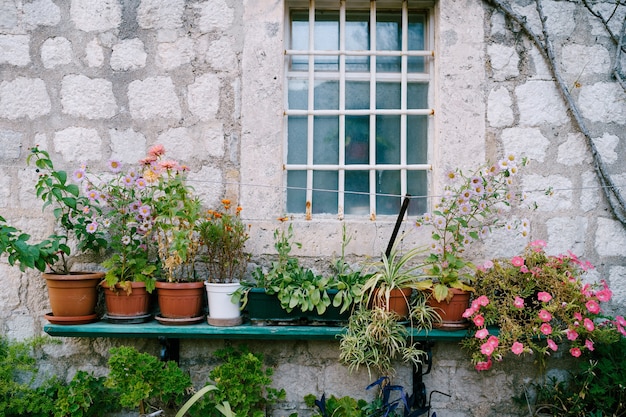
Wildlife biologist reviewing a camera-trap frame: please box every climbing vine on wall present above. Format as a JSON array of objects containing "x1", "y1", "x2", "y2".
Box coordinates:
[{"x1": 484, "y1": 0, "x2": 626, "y2": 227}]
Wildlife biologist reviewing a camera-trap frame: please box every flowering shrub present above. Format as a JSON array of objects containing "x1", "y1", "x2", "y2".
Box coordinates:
[
  {"x1": 197, "y1": 199, "x2": 250, "y2": 283},
  {"x1": 415, "y1": 156, "x2": 529, "y2": 301},
  {"x1": 461, "y1": 240, "x2": 625, "y2": 371}
]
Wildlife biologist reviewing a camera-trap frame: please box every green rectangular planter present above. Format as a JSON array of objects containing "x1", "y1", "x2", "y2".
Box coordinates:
[{"x1": 245, "y1": 288, "x2": 350, "y2": 325}]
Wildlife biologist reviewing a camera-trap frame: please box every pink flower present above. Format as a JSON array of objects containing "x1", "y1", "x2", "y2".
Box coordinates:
[
  {"x1": 487, "y1": 336, "x2": 499, "y2": 348},
  {"x1": 573, "y1": 312, "x2": 583, "y2": 321},
  {"x1": 530, "y1": 240, "x2": 547, "y2": 250},
  {"x1": 473, "y1": 314, "x2": 485, "y2": 327},
  {"x1": 511, "y1": 342, "x2": 524, "y2": 355},
  {"x1": 540, "y1": 323, "x2": 552, "y2": 335},
  {"x1": 570, "y1": 347, "x2": 582, "y2": 358},
  {"x1": 73, "y1": 169, "x2": 86, "y2": 182},
  {"x1": 159, "y1": 160, "x2": 179, "y2": 170},
  {"x1": 583, "y1": 318, "x2": 595, "y2": 331},
  {"x1": 595, "y1": 288, "x2": 612, "y2": 302},
  {"x1": 475, "y1": 328, "x2": 489, "y2": 339},
  {"x1": 475, "y1": 357, "x2": 492, "y2": 371},
  {"x1": 513, "y1": 297, "x2": 525, "y2": 309},
  {"x1": 480, "y1": 342, "x2": 494, "y2": 356},
  {"x1": 537, "y1": 292, "x2": 553, "y2": 303},
  {"x1": 476, "y1": 295, "x2": 490, "y2": 307},
  {"x1": 617, "y1": 316, "x2": 626, "y2": 327},
  {"x1": 538, "y1": 309, "x2": 552, "y2": 322},
  {"x1": 108, "y1": 159, "x2": 122, "y2": 173},
  {"x1": 585, "y1": 300, "x2": 600, "y2": 314},
  {"x1": 520, "y1": 265, "x2": 529, "y2": 273},
  {"x1": 511, "y1": 256, "x2": 525, "y2": 267},
  {"x1": 86, "y1": 221, "x2": 98, "y2": 234},
  {"x1": 566, "y1": 329, "x2": 579, "y2": 341},
  {"x1": 483, "y1": 260, "x2": 494, "y2": 270},
  {"x1": 138, "y1": 205, "x2": 151, "y2": 218},
  {"x1": 148, "y1": 144, "x2": 165, "y2": 157},
  {"x1": 462, "y1": 307, "x2": 476, "y2": 318},
  {"x1": 547, "y1": 339, "x2": 558, "y2": 351},
  {"x1": 585, "y1": 339, "x2": 594, "y2": 351}
]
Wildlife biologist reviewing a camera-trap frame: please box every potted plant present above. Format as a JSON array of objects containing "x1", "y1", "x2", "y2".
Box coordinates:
[
  {"x1": 461, "y1": 240, "x2": 625, "y2": 372},
  {"x1": 198, "y1": 199, "x2": 250, "y2": 326},
  {"x1": 236, "y1": 222, "x2": 366, "y2": 324},
  {"x1": 144, "y1": 145, "x2": 206, "y2": 323},
  {"x1": 414, "y1": 156, "x2": 528, "y2": 328},
  {"x1": 0, "y1": 147, "x2": 109, "y2": 323},
  {"x1": 76, "y1": 157, "x2": 159, "y2": 322}
]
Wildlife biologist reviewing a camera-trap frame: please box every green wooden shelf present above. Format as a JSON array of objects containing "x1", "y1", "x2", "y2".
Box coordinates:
[{"x1": 44, "y1": 319, "x2": 470, "y2": 341}]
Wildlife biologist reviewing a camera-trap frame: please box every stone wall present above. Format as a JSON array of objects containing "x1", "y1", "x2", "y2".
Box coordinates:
[{"x1": 0, "y1": 0, "x2": 625, "y2": 416}]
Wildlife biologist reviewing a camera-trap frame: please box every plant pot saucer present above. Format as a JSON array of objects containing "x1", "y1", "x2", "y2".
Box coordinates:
[
  {"x1": 434, "y1": 320, "x2": 470, "y2": 331},
  {"x1": 155, "y1": 314, "x2": 205, "y2": 326},
  {"x1": 207, "y1": 316, "x2": 243, "y2": 327},
  {"x1": 103, "y1": 313, "x2": 152, "y2": 324},
  {"x1": 44, "y1": 312, "x2": 98, "y2": 325}
]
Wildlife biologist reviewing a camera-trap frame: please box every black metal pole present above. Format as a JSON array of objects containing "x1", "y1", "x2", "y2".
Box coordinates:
[{"x1": 385, "y1": 195, "x2": 411, "y2": 258}]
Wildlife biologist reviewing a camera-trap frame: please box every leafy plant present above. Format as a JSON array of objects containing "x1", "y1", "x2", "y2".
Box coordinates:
[
  {"x1": 523, "y1": 337, "x2": 626, "y2": 416},
  {"x1": 187, "y1": 345, "x2": 286, "y2": 417},
  {"x1": 54, "y1": 370, "x2": 120, "y2": 417},
  {"x1": 461, "y1": 240, "x2": 625, "y2": 372},
  {"x1": 415, "y1": 156, "x2": 529, "y2": 302},
  {"x1": 198, "y1": 199, "x2": 251, "y2": 283},
  {"x1": 105, "y1": 345, "x2": 192, "y2": 415}
]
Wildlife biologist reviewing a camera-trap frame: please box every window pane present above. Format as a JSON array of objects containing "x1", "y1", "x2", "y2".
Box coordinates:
[
  {"x1": 345, "y1": 170, "x2": 369, "y2": 215},
  {"x1": 407, "y1": 170, "x2": 428, "y2": 216},
  {"x1": 313, "y1": 171, "x2": 338, "y2": 213},
  {"x1": 407, "y1": 83, "x2": 428, "y2": 109},
  {"x1": 314, "y1": 116, "x2": 338, "y2": 165},
  {"x1": 376, "y1": 170, "x2": 401, "y2": 215},
  {"x1": 346, "y1": 11, "x2": 370, "y2": 71},
  {"x1": 287, "y1": 170, "x2": 307, "y2": 213},
  {"x1": 376, "y1": 82, "x2": 400, "y2": 109},
  {"x1": 346, "y1": 116, "x2": 369, "y2": 164},
  {"x1": 408, "y1": 14, "x2": 425, "y2": 72},
  {"x1": 315, "y1": 11, "x2": 339, "y2": 71},
  {"x1": 407, "y1": 115, "x2": 428, "y2": 164},
  {"x1": 376, "y1": 115, "x2": 400, "y2": 164},
  {"x1": 287, "y1": 116, "x2": 307, "y2": 164},
  {"x1": 288, "y1": 79, "x2": 308, "y2": 110},
  {"x1": 290, "y1": 13, "x2": 308, "y2": 71},
  {"x1": 314, "y1": 80, "x2": 338, "y2": 110},
  {"x1": 376, "y1": 13, "x2": 400, "y2": 72},
  {"x1": 346, "y1": 81, "x2": 370, "y2": 109}
]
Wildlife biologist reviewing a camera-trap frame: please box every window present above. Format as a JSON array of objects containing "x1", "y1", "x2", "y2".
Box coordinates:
[{"x1": 284, "y1": 0, "x2": 433, "y2": 219}]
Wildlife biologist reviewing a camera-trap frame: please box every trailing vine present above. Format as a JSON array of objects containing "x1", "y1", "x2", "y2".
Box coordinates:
[{"x1": 484, "y1": 0, "x2": 626, "y2": 227}]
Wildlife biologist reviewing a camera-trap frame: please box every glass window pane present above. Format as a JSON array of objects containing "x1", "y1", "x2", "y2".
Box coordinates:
[
  {"x1": 287, "y1": 170, "x2": 307, "y2": 213},
  {"x1": 346, "y1": 11, "x2": 370, "y2": 71},
  {"x1": 313, "y1": 171, "x2": 337, "y2": 214},
  {"x1": 407, "y1": 115, "x2": 428, "y2": 164},
  {"x1": 291, "y1": 12, "x2": 309, "y2": 71},
  {"x1": 407, "y1": 83, "x2": 428, "y2": 109},
  {"x1": 346, "y1": 116, "x2": 369, "y2": 165},
  {"x1": 314, "y1": 80, "x2": 338, "y2": 110},
  {"x1": 287, "y1": 116, "x2": 307, "y2": 164},
  {"x1": 345, "y1": 170, "x2": 370, "y2": 215},
  {"x1": 376, "y1": 170, "x2": 401, "y2": 215},
  {"x1": 288, "y1": 79, "x2": 308, "y2": 110},
  {"x1": 376, "y1": 13, "x2": 400, "y2": 72},
  {"x1": 408, "y1": 14, "x2": 425, "y2": 72},
  {"x1": 407, "y1": 170, "x2": 428, "y2": 216},
  {"x1": 376, "y1": 115, "x2": 400, "y2": 164},
  {"x1": 346, "y1": 81, "x2": 370, "y2": 109},
  {"x1": 315, "y1": 11, "x2": 339, "y2": 71},
  {"x1": 314, "y1": 116, "x2": 338, "y2": 165},
  {"x1": 376, "y1": 82, "x2": 400, "y2": 109}
]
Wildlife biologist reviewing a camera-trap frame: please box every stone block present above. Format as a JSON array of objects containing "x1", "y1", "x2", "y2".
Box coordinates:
[
  {"x1": 516, "y1": 81, "x2": 568, "y2": 126},
  {"x1": 41, "y1": 37, "x2": 73, "y2": 68},
  {"x1": 109, "y1": 128, "x2": 147, "y2": 163},
  {"x1": 487, "y1": 44, "x2": 519, "y2": 81},
  {"x1": 523, "y1": 174, "x2": 573, "y2": 211},
  {"x1": 596, "y1": 217, "x2": 626, "y2": 256},
  {"x1": 0, "y1": 35, "x2": 30, "y2": 66},
  {"x1": 0, "y1": 77, "x2": 51, "y2": 119},
  {"x1": 188, "y1": 73, "x2": 220, "y2": 121},
  {"x1": 546, "y1": 216, "x2": 588, "y2": 255},
  {"x1": 137, "y1": 0, "x2": 184, "y2": 30},
  {"x1": 110, "y1": 38, "x2": 147, "y2": 71},
  {"x1": 53, "y1": 127, "x2": 102, "y2": 161},
  {"x1": 487, "y1": 86, "x2": 514, "y2": 127},
  {"x1": 195, "y1": 0, "x2": 235, "y2": 31},
  {"x1": 561, "y1": 44, "x2": 611, "y2": 76},
  {"x1": 579, "y1": 82, "x2": 626, "y2": 124},
  {"x1": 84, "y1": 38, "x2": 104, "y2": 67},
  {"x1": 0, "y1": 130, "x2": 22, "y2": 159},
  {"x1": 501, "y1": 127, "x2": 549, "y2": 163},
  {"x1": 557, "y1": 133, "x2": 589, "y2": 166},
  {"x1": 70, "y1": 0, "x2": 121, "y2": 32},
  {"x1": 127, "y1": 76, "x2": 181, "y2": 120},
  {"x1": 157, "y1": 37, "x2": 195, "y2": 70},
  {"x1": 24, "y1": 0, "x2": 62, "y2": 27},
  {"x1": 61, "y1": 75, "x2": 117, "y2": 118}
]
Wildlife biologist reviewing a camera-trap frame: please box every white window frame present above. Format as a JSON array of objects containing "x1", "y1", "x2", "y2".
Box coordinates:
[{"x1": 283, "y1": 0, "x2": 435, "y2": 220}]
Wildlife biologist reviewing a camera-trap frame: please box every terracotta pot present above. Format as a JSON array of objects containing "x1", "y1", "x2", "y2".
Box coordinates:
[
  {"x1": 427, "y1": 288, "x2": 471, "y2": 330},
  {"x1": 101, "y1": 281, "x2": 151, "y2": 318},
  {"x1": 155, "y1": 281, "x2": 205, "y2": 319},
  {"x1": 370, "y1": 287, "x2": 413, "y2": 319},
  {"x1": 43, "y1": 272, "x2": 103, "y2": 318}
]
